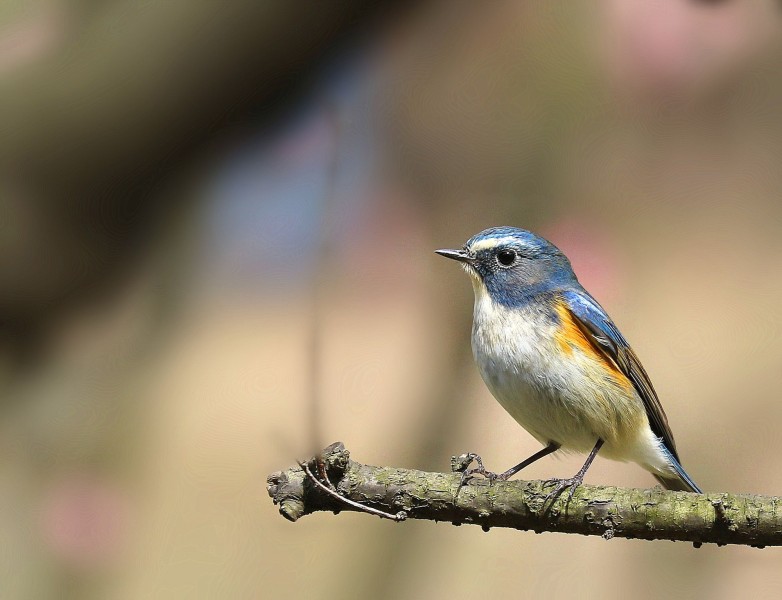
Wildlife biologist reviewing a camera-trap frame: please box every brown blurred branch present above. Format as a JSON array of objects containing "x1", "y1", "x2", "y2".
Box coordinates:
[
  {"x1": 267, "y1": 442, "x2": 778, "y2": 548},
  {"x1": 0, "y1": 0, "x2": 409, "y2": 343}
]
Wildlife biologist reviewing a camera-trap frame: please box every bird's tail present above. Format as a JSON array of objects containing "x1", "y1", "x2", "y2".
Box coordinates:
[{"x1": 655, "y1": 446, "x2": 702, "y2": 493}]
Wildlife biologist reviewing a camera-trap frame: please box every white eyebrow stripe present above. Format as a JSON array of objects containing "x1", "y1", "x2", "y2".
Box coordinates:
[{"x1": 469, "y1": 236, "x2": 520, "y2": 252}]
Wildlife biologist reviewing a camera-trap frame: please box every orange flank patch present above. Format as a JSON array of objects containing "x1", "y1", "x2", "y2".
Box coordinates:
[
  {"x1": 554, "y1": 300, "x2": 633, "y2": 392},
  {"x1": 554, "y1": 301, "x2": 594, "y2": 356}
]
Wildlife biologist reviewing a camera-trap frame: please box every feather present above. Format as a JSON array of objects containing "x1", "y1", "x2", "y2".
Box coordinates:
[
  {"x1": 561, "y1": 289, "x2": 679, "y2": 458},
  {"x1": 561, "y1": 289, "x2": 701, "y2": 493}
]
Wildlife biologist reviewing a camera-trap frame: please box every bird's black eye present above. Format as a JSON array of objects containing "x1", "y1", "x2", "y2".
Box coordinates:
[{"x1": 496, "y1": 249, "x2": 517, "y2": 267}]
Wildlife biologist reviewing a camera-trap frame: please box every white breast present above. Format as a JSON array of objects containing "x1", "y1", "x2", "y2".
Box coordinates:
[{"x1": 469, "y1": 278, "x2": 649, "y2": 459}]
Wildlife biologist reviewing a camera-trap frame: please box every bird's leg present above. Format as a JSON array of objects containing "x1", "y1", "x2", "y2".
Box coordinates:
[
  {"x1": 454, "y1": 442, "x2": 560, "y2": 494},
  {"x1": 543, "y1": 438, "x2": 604, "y2": 504}
]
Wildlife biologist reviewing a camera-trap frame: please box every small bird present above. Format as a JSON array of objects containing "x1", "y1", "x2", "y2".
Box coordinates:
[{"x1": 436, "y1": 226, "x2": 701, "y2": 497}]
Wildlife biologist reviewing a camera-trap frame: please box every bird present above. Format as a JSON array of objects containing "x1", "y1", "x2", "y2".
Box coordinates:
[{"x1": 436, "y1": 226, "x2": 701, "y2": 498}]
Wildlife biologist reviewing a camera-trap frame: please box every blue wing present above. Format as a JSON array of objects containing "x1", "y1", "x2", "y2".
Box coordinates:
[
  {"x1": 561, "y1": 288, "x2": 701, "y2": 492},
  {"x1": 561, "y1": 288, "x2": 679, "y2": 460}
]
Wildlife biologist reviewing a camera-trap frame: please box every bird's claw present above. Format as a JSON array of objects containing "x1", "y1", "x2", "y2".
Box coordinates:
[
  {"x1": 542, "y1": 475, "x2": 584, "y2": 504},
  {"x1": 452, "y1": 452, "x2": 503, "y2": 495}
]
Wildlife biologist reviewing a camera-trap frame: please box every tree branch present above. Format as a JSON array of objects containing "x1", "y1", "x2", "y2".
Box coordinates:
[{"x1": 267, "y1": 442, "x2": 780, "y2": 548}]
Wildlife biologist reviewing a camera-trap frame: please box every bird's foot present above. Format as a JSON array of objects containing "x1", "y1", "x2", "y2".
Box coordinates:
[
  {"x1": 451, "y1": 453, "x2": 506, "y2": 494},
  {"x1": 542, "y1": 473, "x2": 585, "y2": 504}
]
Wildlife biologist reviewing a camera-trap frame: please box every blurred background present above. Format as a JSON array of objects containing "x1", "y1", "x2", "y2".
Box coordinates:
[{"x1": 2, "y1": 0, "x2": 782, "y2": 598}]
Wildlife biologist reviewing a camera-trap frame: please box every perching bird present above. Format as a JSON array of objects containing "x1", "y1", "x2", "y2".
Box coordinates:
[{"x1": 436, "y1": 226, "x2": 701, "y2": 497}]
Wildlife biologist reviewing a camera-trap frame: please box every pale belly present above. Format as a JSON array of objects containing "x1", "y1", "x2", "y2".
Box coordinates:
[{"x1": 471, "y1": 301, "x2": 650, "y2": 461}]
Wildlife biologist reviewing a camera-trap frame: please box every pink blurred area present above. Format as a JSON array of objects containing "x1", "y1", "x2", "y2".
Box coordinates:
[
  {"x1": 601, "y1": 0, "x2": 778, "y2": 101},
  {"x1": 2, "y1": 1, "x2": 782, "y2": 598},
  {"x1": 39, "y1": 474, "x2": 129, "y2": 571},
  {"x1": 542, "y1": 218, "x2": 625, "y2": 305}
]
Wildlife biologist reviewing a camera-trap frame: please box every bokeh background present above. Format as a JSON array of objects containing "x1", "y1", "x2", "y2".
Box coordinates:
[{"x1": 2, "y1": 1, "x2": 782, "y2": 598}]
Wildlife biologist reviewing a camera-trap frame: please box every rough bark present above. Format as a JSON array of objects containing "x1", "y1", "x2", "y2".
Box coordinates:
[{"x1": 267, "y1": 442, "x2": 781, "y2": 548}]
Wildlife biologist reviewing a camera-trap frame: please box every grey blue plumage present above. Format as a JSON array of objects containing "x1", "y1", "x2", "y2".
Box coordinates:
[{"x1": 437, "y1": 226, "x2": 701, "y2": 495}]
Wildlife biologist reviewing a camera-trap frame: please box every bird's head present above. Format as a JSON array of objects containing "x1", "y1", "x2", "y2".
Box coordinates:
[{"x1": 436, "y1": 226, "x2": 576, "y2": 306}]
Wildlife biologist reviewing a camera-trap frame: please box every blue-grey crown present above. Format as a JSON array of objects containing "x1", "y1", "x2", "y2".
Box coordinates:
[{"x1": 465, "y1": 226, "x2": 561, "y2": 257}]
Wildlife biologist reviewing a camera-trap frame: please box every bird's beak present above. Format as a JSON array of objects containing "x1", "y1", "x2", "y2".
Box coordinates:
[{"x1": 435, "y1": 248, "x2": 474, "y2": 264}]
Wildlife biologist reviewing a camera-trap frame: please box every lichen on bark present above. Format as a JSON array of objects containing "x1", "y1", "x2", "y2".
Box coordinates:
[{"x1": 267, "y1": 442, "x2": 781, "y2": 547}]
